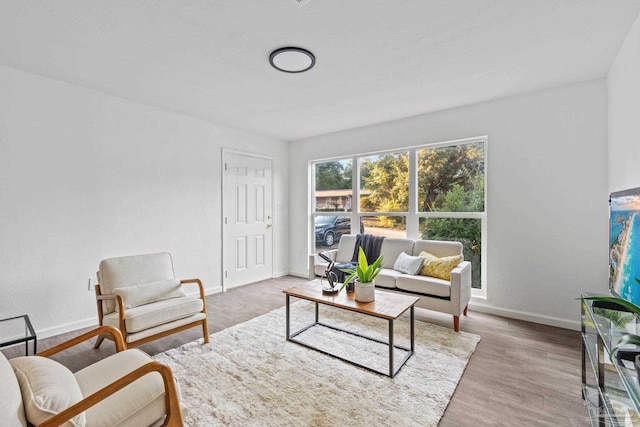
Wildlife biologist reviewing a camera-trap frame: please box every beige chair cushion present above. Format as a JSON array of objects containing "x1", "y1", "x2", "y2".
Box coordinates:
[
  {"x1": 0, "y1": 352, "x2": 27, "y2": 427},
  {"x1": 113, "y1": 279, "x2": 186, "y2": 310},
  {"x1": 10, "y1": 356, "x2": 86, "y2": 427},
  {"x1": 98, "y1": 253, "x2": 175, "y2": 313},
  {"x1": 104, "y1": 296, "x2": 204, "y2": 333},
  {"x1": 74, "y1": 349, "x2": 166, "y2": 427}
]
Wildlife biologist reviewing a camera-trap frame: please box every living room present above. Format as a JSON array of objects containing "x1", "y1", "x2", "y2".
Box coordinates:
[{"x1": 2, "y1": 1, "x2": 640, "y2": 426}]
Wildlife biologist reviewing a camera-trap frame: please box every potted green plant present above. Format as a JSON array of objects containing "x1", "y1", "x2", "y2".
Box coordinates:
[{"x1": 340, "y1": 247, "x2": 383, "y2": 302}]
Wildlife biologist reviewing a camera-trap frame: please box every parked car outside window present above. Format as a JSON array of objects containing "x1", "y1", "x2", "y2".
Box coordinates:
[{"x1": 315, "y1": 215, "x2": 365, "y2": 247}]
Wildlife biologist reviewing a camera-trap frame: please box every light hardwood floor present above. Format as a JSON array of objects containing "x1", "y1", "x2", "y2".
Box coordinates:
[{"x1": 2, "y1": 276, "x2": 589, "y2": 426}]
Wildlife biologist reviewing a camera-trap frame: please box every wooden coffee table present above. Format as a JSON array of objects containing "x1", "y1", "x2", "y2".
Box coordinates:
[{"x1": 283, "y1": 283, "x2": 419, "y2": 377}]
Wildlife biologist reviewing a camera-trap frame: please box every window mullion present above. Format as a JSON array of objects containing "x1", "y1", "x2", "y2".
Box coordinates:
[
  {"x1": 353, "y1": 155, "x2": 360, "y2": 234},
  {"x1": 407, "y1": 149, "x2": 419, "y2": 239}
]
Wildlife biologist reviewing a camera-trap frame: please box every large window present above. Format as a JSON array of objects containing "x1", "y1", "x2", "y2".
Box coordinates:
[
  {"x1": 312, "y1": 137, "x2": 486, "y2": 294},
  {"x1": 417, "y1": 142, "x2": 484, "y2": 289},
  {"x1": 359, "y1": 151, "x2": 409, "y2": 241}
]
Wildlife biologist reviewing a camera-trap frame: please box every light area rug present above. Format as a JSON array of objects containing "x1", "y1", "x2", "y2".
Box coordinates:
[{"x1": 153, "y1": 301, "x2": 480, "y2": 427}]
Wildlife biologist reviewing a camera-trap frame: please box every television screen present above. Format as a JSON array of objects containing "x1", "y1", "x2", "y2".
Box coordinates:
[{"x1": 610, "y1": 187, "x2": 640, "y2": 306}]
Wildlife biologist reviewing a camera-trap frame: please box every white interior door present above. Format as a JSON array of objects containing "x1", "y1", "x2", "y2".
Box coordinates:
[{"x1": 223, "y1": 152, "x2": 273, "y2": 289}]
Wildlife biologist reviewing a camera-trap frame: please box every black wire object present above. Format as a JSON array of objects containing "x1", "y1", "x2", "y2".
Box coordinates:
[{"x1": 318, "y1": 252, "x2": 339, "y2": 295}]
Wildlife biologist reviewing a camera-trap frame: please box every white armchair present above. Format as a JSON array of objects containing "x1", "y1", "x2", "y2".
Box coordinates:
[
  {"x1": 94, "y1": 252, "x2": 209, "y2": 349},
  {"x1": 1, "y1": 326, "x2": 183, "y2": 426}
]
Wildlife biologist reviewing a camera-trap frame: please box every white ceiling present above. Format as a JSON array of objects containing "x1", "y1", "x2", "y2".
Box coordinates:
[{"x1": 1, "y1": 1, "x2": 640, "y2": 141}]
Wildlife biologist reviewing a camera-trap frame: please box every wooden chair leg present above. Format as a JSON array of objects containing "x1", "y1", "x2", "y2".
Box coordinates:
[
  {"x1": 463, "y1": 305, "x2": 468, "y2": 316},
  {"x1": 453, "y1": 316, "x2": 460, "y2": 332},
  {"x1": 202, "y1": 320, "x2": 210, "y2": 344},
  {"x1": 94, "y1": 334, "x2": 106, "y2": 349}
]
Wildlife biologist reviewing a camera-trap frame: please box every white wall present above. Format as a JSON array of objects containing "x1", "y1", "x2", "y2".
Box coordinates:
[
  {"x1": 0, "y1": 65, "x2": 289, "y2": 337},
  {"x1": 289, "y1": 80, "x2": 609, "y2": 329},
  {"x1": 608, "y1": 13, "x2": 640, "y2": 192}
]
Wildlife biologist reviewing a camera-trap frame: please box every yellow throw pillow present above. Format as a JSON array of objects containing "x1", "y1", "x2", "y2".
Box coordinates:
[{"x1": 418, "y1": 251, "x2": 463, "y2": 280}]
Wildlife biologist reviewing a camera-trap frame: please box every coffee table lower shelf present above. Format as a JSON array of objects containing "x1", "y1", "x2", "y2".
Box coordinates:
[{"x1": 285, "y1": 296, "x2": 414, "y2": 378}]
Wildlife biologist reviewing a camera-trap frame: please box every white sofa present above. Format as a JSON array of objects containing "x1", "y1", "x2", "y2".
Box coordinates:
[{"x1": 310, "y1": 234, "x2": 472, "y2": 332}]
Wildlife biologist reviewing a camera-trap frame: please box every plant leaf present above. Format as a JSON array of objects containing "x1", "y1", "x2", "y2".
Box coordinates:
[
  {"x1": 370, "y1": 255, "x2": 383, "y2": 271},
  {"x1": 611, "y1": 333, "x2": 640, "y2": 358},
  {"x1": 358, "y1": 247, "x2": 368, "y2": 271},
  {"x1": 583, "y1": 295, "x2": 640, "y2": 317},
  {"x1": 340, "y1": 272, "x2": 357, "y2": 291}
]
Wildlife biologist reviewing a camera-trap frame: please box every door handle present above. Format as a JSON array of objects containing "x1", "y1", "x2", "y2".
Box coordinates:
[{"x1": 266, "y1": 224, "x2": 272, "y2": 229}]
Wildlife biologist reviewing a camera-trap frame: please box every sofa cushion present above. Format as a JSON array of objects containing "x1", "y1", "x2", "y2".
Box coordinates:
[
  {"x1": 418, "y1": 251, "x2": 463, "y2": 281},
  {"x1": 104, "y1": 296, "x2": 204, "y2": 333},
  {"x1": 335, "y1": 235, "x2": 357, "y2": 263},
  {"x1": 10, "y1": 356, "x2": 86, "y2": 427},
  {"x1": 379, "y1": 239, "x2": 415, "y2": 269},
  {"x1": 412, "y1": 240, "x2": 463, "y2": 258},
  {"x1": 393, "y1": 252, "x2": 425, "y2": 275},
  {"x1": 397, "y1": 274, "x2": 451, "y2": 298},
  {"x1": 0, "y1": 352, "x2": 27, "y2": 427},
  {"x1": 113, "y1": 279, "x2": 186, "y2": 310},
  {"x1": 375, "y1": 268, "x2": 403, "y2": 289}
]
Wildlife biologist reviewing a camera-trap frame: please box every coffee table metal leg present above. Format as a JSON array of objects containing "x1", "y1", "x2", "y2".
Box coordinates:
[
  {"x1": 283, "y1": 294, "x2": 415, "y2": 377},
  {"x1": 285, "y1": 294, "x2": 290, "y2": 339},
  {"x1": 389, "y1": 319, "x2": 394, "y2": 377},
  {"x1": 410, "y1": 306, "x2": 415, "y2": 352}
]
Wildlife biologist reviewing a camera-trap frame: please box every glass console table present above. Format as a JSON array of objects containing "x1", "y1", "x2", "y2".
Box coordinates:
[
  {"x1": 582, "y1": 294, "x2": 640, "y2": 426},
  {"x1": 0, "y1": 315, "x2": 37, "y2": 355}
]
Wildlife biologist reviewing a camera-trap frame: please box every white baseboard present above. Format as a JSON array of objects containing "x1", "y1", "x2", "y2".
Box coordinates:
[
  {"x1": 203, "y1": 285, "x2": 222, "y2": 296},
  {"x1": 288, "y1": 270, "x2": 311, "y2": 279},
  {"x1": 469, "y1": 300, "x2": 580, "y2": 331},
  {"x1": 35, "y1": 286, "x2": 222, "y2": 341},
  {"x1": 274, "y1": 270, "x2": 289, "y2": 278},
  {"x1": 37, "y1": 317, "x2": 99, "y2": 340}
]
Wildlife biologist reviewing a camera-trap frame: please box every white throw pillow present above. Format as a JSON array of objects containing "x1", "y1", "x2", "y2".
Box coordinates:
[
  {"x1": 10, "y1": 356, "x2": 86, "y2": 427},
  {"x1": 393, "y1": 252, "x2": 425, "y2": 275},
  {"x1": 113, "y1": 278, "x2": 186, "y2": 309}
]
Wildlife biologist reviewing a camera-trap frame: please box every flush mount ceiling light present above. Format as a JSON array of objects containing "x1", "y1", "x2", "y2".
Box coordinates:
[{"x1": 269, "y1": 47, "x2": 315, "y2": 73}]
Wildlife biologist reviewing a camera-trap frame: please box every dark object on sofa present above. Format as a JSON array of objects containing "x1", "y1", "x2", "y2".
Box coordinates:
[
  {"x1": 331, "y1": 234, "x2": 385, "y2": 283},
  {"x1": 351, "y1": 233, "x2": 385, "y2": 263}
]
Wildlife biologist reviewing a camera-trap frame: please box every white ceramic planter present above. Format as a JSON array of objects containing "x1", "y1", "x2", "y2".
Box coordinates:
[{"x1": 355, "y1": 280, "x2": 375, "y2": 302}]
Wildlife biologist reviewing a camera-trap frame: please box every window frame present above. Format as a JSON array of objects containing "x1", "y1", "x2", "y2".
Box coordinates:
[{"x1": 311, "y1": 136, "x2": 487, "y2": 298}]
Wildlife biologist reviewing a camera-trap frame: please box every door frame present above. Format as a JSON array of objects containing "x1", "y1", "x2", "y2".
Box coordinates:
[{"x1": 221, "y1": 148, "x2": 275, "y2": 291}]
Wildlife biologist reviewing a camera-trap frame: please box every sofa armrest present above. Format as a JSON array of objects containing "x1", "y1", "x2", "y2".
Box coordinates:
[
  {"x1": 309, "y1": 250, "x2": 338, "y2": 279},
  {"x1": 449, "y1": 261, "x2": 472, "y2": 316},
  {"x1": 315, "y1": 250, "x2": 337, "y2": 262}
]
